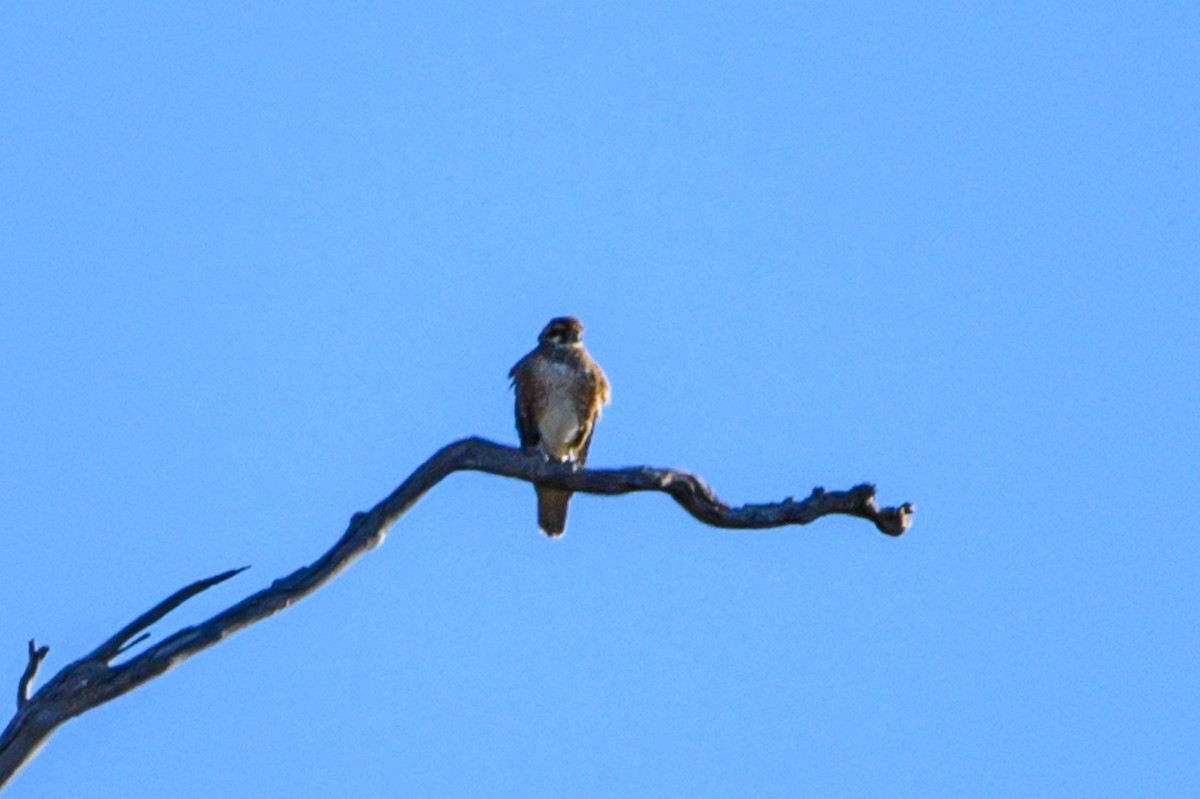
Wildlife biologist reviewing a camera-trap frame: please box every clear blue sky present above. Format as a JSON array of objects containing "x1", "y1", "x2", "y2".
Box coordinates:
[{"x1": 2, "y1": 3, "x2": 1196, "y2": 796}]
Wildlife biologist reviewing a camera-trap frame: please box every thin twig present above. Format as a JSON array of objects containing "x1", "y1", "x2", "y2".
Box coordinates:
[
  {"x1": 88, "y1": 567, "x2": 250, "y2": 663},
  {"x1": 15, "y1": 642, "x2": 48, "y2": 711}
]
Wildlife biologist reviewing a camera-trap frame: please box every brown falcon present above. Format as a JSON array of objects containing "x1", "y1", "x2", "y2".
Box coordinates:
[{"x1": 509, "y1": 316, "x2": 611, "y2": 536}]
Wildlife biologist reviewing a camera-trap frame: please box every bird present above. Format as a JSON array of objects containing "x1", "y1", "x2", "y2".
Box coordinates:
[{"x1": 509, "y1": 316, "x2": 611, "y2": 536}]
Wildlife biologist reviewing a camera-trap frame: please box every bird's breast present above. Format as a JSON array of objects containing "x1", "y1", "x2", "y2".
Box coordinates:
[{"x1": 533, "y1": 360, "x2": 586, "y2": 460}]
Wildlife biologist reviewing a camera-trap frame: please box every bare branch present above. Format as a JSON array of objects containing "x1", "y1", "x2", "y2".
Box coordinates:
[
  {"x1": 88, "y1": 567, "x2": 249, "y2": 663},
  {"x1": 15, "y1": 643, "x2": 48, "y2": 711},
  {"x1": 0, "y1": 437, "x2": 913, "y2": 790},
  {"x1": 113, "y1": 634, "x2": 151, "y2": 657}
]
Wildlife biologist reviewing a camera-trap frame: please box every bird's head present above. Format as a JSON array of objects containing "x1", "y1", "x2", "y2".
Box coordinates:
[{"x1": 538, "y1": 316, "x2": 585, "y2": 347}]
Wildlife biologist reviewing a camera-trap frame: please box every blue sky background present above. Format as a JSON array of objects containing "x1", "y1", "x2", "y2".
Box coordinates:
[{"x1": 1, "y1": 3, "x2": 1196, "y2": 796}]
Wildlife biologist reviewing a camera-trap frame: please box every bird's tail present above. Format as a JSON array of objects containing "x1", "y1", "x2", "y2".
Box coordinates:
[{"x1": 536, "y1": 486, "x2": 571, "y2": 537}]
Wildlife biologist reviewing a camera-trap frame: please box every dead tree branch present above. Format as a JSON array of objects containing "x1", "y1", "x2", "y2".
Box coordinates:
[
  {"x1": 0, "y1": 436, "x2": 913, "y2": 790},
  {"x1": 15, "y1": 643, "x2": 48, "y2": 712}
]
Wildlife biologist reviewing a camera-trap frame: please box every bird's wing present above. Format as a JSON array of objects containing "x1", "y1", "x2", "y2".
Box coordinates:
[
  {"x1": 509, "y1": 353, "x2": 542, "y2": 451},
  {"x1": 570, "y1": 356, "x2": 610, "y2": 466}
]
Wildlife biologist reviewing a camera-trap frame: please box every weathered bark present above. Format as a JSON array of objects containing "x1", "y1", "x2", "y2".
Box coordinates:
[{"x1": 0, "y1": 436, "x2": 914, "y2": 790}]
